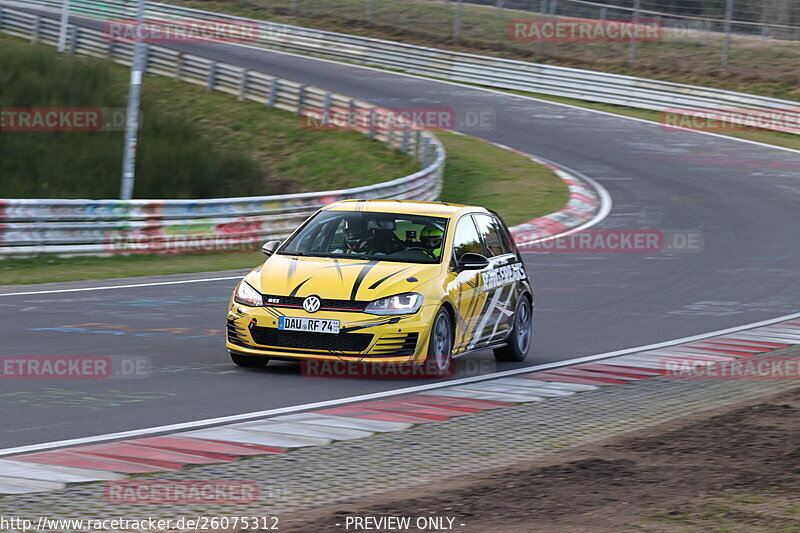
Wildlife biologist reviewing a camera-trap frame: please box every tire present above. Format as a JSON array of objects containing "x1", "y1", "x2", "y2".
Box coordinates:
[
  {"x1": 230, "y1": 352, "x2": 269, "y2": 368},
  {"x1": 424, "y1": 308, "x2": 454, "y2": 377},
  {"x1": 494, "y1": 296, "x2": 532, "y2": 362}
]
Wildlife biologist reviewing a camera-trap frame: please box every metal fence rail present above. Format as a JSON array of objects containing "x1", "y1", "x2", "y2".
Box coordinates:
[
  {"x1": 20, "y1": 0, "x2": 797, "y2": 133},
  {"x1": 0, "y1": 6, "x2": 446, "y2": 256}
]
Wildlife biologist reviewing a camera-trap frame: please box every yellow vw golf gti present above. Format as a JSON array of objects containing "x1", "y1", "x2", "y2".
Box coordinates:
[{"x1": 226, "y1": 200, "x2": 533, "y2": 374}]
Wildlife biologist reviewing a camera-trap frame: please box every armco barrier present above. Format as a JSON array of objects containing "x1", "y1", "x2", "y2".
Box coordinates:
[
  {"x1": 0, "y1": 6, "x2": 445, "y2": 256},
  {"x1": 15, "y1": 0, "x2": 800, "y2": 133}
]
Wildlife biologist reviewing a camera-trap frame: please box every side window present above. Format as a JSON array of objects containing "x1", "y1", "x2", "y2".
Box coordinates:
[
  {"x1": 495, "y1": 217, "x2": 517, "y2": 255},
  {"x1": 474, "y1": 214, "x2": 510, "y2": 257},
  {"x1": 452, "y1": 216, "x2": 483, "y2": 263}
]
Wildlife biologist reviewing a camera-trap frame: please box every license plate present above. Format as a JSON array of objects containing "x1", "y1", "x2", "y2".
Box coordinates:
[{"x1": 278, "y1": 316, "x2": 340, "y2": 334}]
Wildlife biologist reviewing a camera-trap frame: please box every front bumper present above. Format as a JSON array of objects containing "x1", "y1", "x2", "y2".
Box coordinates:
[{"x1": 225, "y1": 302, "x2": 437, "y2": 364}]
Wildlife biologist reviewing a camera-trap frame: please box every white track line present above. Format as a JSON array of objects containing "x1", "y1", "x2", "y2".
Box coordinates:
[
  {"x1": 0, "y1": 276, "x2": 243, "y2": 297},
  {"x1": 2, "y1": 310, "x2": 798, "y2": 458}
]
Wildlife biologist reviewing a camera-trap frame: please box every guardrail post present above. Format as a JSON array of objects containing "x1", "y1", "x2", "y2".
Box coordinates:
[
  {"x1": 58, "y1": 0, "x2": 71, "y2": 52},
  {"x1": 268, "y1": 79, "x2": 279, "y2": 107},
  {"x1": 238, "y1": 70, "x2": 249, "y2": 101},
  {"x1": 367, "y1": 0, "x2": 375, "y2": 23},
  {"x1": 415, "y1": 130, "x2": 422, "y2": 160},
  {"x1": 369, "y1": 109, "x2": 377, "y2": 139},
  {"x1": 141, "y1": 43, "x2": 150, "y2": 73},
  {"x1": 290, "y1": 0, "x2": 298, "y2": 14},
  {"x1": 297, "y1": 85, "x2": 306, "y2": 115},
  {"x1": 401, "y1": 126, "x2": 410, "y2": 154},
  {"x1": 207, "y1": 61, "x2": 218, "y2": 90},
  {"x1": 175, "y1": 53, "x2": 184, "y2": 81},
  {"x1": 495, "y1": 0, "x2": 503, "y2": 16},
  {"x1": 536, "y1": 0, "x2": 547, "y2": 55},
  {"x1": 452, "y1": 0, "x2": 463, "y2": 43},
  {"x1": 0, "y1": 7, "x2": 4, "y2": 32},
  {"x1": 422, "y1": 137, "x2": 431, "y2": 166},
  {"x1": 348, "y1": 99, "x2": 357, "y2": 129},
  {"x1": 68, "y1": 25, "x2": 79, "y2": 54},
  {"x1": 31, "y1": 15, "x2": 41, "y2": 43},
  {"x1": 322, "y1": 93, "x2": 332, "y2": 126},
  {"x1": 721, "y1": 0, "x2": 734, "y2": 69},
  {"x1": 628, "y1": 0, "x2": 640, "y2": 64},
  {"x1": 599, "y1": 6, "x2": 607, "y2": 21}
]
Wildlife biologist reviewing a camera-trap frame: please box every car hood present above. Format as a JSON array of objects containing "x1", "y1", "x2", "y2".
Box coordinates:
[{"x1": 252, "y1": 255, "x2": 442, "y2": 301}]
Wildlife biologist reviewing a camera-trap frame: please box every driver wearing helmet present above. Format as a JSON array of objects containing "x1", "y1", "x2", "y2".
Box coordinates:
[
  {"x1": 343, "y1": 218, "x2": 374, "y2": 254},
  {"x1": 420, "y1": 225, "x2": 444, "y2": 259}
]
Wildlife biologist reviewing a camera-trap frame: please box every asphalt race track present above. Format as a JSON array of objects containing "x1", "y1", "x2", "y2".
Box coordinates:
[{"x1": 1, "y1": 6, "x2": 799, "y2": 450}]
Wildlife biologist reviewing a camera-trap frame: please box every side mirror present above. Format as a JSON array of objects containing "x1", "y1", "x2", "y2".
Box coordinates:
[
  {"x1": 456, "y1": 252, "x2": 490, "y2": 272},
  {"x1": 261, "y1": 240, "x2": 281, "y2": 257}
]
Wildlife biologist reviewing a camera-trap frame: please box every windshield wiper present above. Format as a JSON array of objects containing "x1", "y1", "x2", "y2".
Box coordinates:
[{"x1": 281, "y1": 251, "x2": 372, "y2": 260}]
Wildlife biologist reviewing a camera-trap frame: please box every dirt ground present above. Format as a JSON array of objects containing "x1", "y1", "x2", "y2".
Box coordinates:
[{"x1": 277, "y1": 387, "x2": 800, "y2": 532}]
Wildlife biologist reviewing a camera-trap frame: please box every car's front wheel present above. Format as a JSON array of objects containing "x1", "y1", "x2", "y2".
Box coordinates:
[
  {"x1": 230, "y1": 352, "x2": 269, "y2": 368},
  {"x1": 494, "y1": 296, "x2": 532, "y2": 362},
  {"x1": 425, "y1": 308, "x2": 454, "y2": 377}
]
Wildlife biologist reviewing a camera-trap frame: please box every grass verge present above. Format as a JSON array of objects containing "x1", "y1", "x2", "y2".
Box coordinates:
[
  {"x1": 0, "y1": 34, "x2": 417, "y2": 198},
  {"x1": 438, "y1": 131, "x2": 568, "y2": 224},
  {"x1": 0, "y1": 134, "x2": 568, "y2": 285}
]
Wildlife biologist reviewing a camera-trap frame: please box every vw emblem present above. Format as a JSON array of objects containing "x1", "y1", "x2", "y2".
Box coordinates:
[{"x1": 303, "y1": 295, "x2": 321, "y2": 313}]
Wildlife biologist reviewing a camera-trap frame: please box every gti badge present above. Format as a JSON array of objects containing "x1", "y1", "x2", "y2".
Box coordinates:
[{"x1": 303, "y1": 295, "x2": 321, "y2": 313}]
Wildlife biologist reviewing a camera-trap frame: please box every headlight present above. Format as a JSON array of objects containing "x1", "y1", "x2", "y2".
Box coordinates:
[
  {"x1": 234, "y1": 280, "x2": 263, "y2": 307},
  {"x1": 364, "y1": 293, "x2": 423, "y2": 315}
]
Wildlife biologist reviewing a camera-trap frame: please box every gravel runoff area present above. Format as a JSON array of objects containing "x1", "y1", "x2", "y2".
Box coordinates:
[{"x1": 2, "y1": 347, "x2": 799, "y2": 532}]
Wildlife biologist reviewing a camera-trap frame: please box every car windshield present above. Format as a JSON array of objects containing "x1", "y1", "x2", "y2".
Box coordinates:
[{"x1": 279, "y1": 210, "x2": 449, "y2": 264}]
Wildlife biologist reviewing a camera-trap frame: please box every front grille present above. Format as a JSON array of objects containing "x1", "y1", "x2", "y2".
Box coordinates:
[
  {"x1": 250, "y1": 326, "x2": 373, "y2": 353},
  {"x1": 262, "y1": 295, "x2": 368, "y2": 312}
]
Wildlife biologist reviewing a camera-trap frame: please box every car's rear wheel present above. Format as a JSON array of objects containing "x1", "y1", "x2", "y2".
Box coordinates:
[
  {"x1": 230, "y1": 352, "x2": 269, "y2": 368},
  {"x1": 494, "y1": 296, "x2": 532, "y2": 362},
  {"x1": 425, "y1": 308, "x2": 453, "y2": 377}
]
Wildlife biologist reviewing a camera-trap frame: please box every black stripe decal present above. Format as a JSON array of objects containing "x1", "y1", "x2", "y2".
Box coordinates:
[
  {"x1": 341, "y1": 316, "x2": 402, "y2": 333},
  {"x1": 350, "y1": 260, "x2": 379, "y2": 301},
  {"x1": 289, "y1": 277, "x2": 312, "y2": 297},
  {"x1": 263, "y1": 307, "x2": 283, "y2": 319},
  {"x1": 332, "y1": 258, "x2": 343, "y2": 281},
  {"x1": 367, "y1": 267, "x2": 410, "y2": 290},
  {"x1": 320, "y1": 261, "x2": 368, "y2": 270}
]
